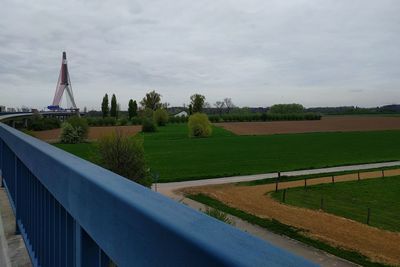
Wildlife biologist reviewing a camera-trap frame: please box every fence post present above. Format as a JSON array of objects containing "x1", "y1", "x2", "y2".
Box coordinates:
[
  {"x1": 282, "y1": 189, "x2": 286, "y2": 203},
  {"x1": 304, "y1": 178, "x2": 307, "y2": 189},
  {"x1": 275, "y1": 172, "x2": 280, "y2": 192},
  {"x1": 320, "y1": 197, "x2": 324, "y2": 211},
  {"x1": 382, "y1": 170, "x2": 385, "y2": 178},
  {"x1": 358, "y1": 172, "x2": 360, "y2": 181},
  {"x1": 332, "y1": 175, "x2": 335, "y2": 184},
  {"x1": 367, "y1": 208, "x2": 371, "y2": 225}
]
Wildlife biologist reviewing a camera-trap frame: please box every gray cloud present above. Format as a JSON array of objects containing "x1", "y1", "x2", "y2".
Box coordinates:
[{"x1": 0, "y1": 0, "x2": 399, "y2": 110}]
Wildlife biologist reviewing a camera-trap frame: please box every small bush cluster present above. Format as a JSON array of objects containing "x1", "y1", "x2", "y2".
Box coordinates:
[
  {"x1": 87, "y1": 117, "x2": 117, "y2": 126},
  {"x1": 188, "y1": 113, "x2": 212, "y2": 138},
  {"x1": 169, "y1": 116, "x2": 188, "y2": 123},
  {"x1": 130, "y1": 117, "x2": 142, "y2": 125},
  {"x1": 28, "y1": 116, "x2": 60, "y2": 131},
  {"x1": 60, "y1": 123, "x2": 84, "y2": 144},
  {"x1": 208, "y1": 113, "x2": 321, "y2": 123},
  {"x1": 153, "y1": 109, "x2": 169, "y2": 126},
  {"x1": 142, "y1": 118, "x2": 157, "y2": 132},
  {"x1": 203, "y1": 207, "x2": 233, "y2": 225},
  {"x1": 98, "y1": 131, "x2": 152, "y2": 187},
  {"x1": 119, "y1": 118, "x2": 128, "y2": 126},
  {"x1": 60, "y1": 116, "x2": 89, "y2": 144}
]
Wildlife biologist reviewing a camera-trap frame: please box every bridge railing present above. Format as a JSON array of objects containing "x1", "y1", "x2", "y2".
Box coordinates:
[{"x1": 0, "y1": 123, "x2": 314, "y2": 267}]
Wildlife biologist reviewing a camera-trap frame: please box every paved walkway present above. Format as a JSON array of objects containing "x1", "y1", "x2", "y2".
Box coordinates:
[
  {"x1": 154, "y1": 161, "x2": 400, "y2": 198},
  {"x1": 0, "y1": 187, "x2": 31, "y2": 267}
]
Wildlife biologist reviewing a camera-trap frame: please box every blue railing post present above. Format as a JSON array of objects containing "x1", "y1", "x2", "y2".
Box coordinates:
[
  {"x1": 0, "y1": 139, "x2": 3, "y2": 188},
  {"x1": 81, "y1": 230, "x2": 101, "y2": 266},
  {"x1": 14, "y1": 155, "x2": 20, "y2": 235},
  {"x1": 74, "y1": 221, "x2": 82, "y2": 267}
]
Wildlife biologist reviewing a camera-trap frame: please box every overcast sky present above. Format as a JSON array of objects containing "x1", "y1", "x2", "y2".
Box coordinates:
[{"x1": 0, "y1": 0, "x2": 399, "y2": 110}]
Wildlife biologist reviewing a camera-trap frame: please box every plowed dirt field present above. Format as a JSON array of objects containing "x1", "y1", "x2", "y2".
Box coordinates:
[
  {"x1": 34, "y1": 125, "x2": 141, "y2": 142},
  {"x1": 217, "y1": 116, "x2": 400, "y2": 135}
]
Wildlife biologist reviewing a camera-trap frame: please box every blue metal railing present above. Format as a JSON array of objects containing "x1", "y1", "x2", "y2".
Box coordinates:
[{"x1": 0, "y1": 123, "x2": 316, "y2": 267}]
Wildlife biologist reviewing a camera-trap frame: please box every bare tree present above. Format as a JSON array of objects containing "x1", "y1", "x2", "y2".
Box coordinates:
[
  {"x1": 224, "y1": 98, "x2": 235, "y2": 113},
  {"x1": 214, "y1": 101, "x2": 225, "y2": 115}
]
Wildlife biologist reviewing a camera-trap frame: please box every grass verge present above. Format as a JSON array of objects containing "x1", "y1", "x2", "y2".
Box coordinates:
[{"x1": 187, "y1": 193, "x2": 389, "y2": 267}]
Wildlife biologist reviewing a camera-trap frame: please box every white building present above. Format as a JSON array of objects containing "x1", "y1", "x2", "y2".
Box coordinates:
[{"x1": 174, "y1": 111, "x2": 188, "y2": 117}]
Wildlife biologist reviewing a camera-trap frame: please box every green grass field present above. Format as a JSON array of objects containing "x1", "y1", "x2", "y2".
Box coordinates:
[
  {"x1": 54, "y1": 124, "x2": 400, "y2": 182},
  {"x1": 271, "y1": 176, "x2": 400, "y2": 232}
]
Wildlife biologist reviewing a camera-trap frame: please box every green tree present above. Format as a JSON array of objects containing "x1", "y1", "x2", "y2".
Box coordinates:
[
  {"x1": 101, "y1": 94, "x2": 109, "y2": 118},
  {"x1": 190, "y1": 94, "x2": 205, "y2": 113},
  {"x1": 140, "y1": 90, "x2": 161, "y2": 111},
  {"x1": 110, "y1": 94, "x2": 117, "y2": 118},
  {"x1": 128, "y1": 99, "x2": 138, "y2": 120}
]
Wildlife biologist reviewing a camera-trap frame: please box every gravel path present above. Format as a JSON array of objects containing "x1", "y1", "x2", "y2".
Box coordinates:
[{"x1": 155, "y1": 161, "x2": 400, "y2": 198}]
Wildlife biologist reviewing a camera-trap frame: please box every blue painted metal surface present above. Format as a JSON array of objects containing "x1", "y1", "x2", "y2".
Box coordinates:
[{"x1": 0, "y1": 122, "x2": 317, "y2": 267}]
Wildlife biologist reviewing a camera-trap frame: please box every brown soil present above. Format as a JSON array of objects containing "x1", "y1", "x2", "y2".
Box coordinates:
[
  {"x1": 33, "y1": 125, "x2": 141, "y2": 142},
  {"x1": 217, "y1": 116, "x2": 400, "y2": 135},
  {"x1": 181, "y1": 169, "x2": 400, "y2": 266}
]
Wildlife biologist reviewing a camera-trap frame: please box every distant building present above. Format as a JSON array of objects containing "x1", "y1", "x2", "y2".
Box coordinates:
[
  {"x1": 0, "y1": 106, "x2": 5, "y2": 112},
  {"x1": 174, "y1": 111, "x2": 188, "y2": 117},
  {"x1": 7, "y1": 107, "x2": 16, "y2": 112}
]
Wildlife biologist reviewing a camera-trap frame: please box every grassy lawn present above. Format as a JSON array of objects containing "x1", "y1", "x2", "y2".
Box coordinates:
[
  {"x1": 54, "y1": 124, "x2": 400, "y2": 182},
  {"x1": 143, "y1": 124, "x2": 400, "y2": 182},
  {"x1": 271, "y1": 176, "x2": 400, "y2": 232},
  {"x1": 54, "y1": 142, "x2": 98, "y2": 162}
]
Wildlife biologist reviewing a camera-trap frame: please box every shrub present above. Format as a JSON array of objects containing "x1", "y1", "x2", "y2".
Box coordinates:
[
  {"x1": 29, "y1": 116, "x2": 60, "y2": 131},
  {"x1": 153, "y1": 109, "x2": 169, "y2": 126},
  {"x1": 188, "y1": 113, "x2": 212, "y2": 138},
  {"x1": 60, "y1": 122, "x2": 83, "y2": 144},
  {"x1": 98, "y1": 131, "x2": 151, "y2": 187},
  {"x1": 67, "y1": 116, "x2": 89, "y2": 139},
  {"x1": 203, "y1": 207, "x2": 233, "y2": 225},
  {"x1": 140, "y1": 107, "x2": 154, "y2": 120},
  {"x1": 103, "y1": 117, "x2": 117, "y2": 126},
  {"x1": 131, "y1": 117, "x2": 142, "y2": 125},
  {"x1": 142, "y1": 118, "x2": 157, "y2": 132},
  {"x1": 119, "y1": 118, "x2": 128, "y2": 126}
]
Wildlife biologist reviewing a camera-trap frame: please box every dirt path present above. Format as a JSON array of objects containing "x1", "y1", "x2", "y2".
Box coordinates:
[
  {"x1": 217, "y1": 116, "x2": 400, "y2": 135},
  {"x1": 181, "y1": 169, "x2": 400, "y2": 266},
  {"x1": 33, "y1": 125, "x2": 141, "y2": 142}
]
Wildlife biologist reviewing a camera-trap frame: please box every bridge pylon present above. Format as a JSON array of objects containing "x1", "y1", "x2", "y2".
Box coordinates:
[{"x1": 48, "y1": 52, "x2": 78, "y2": 112}]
